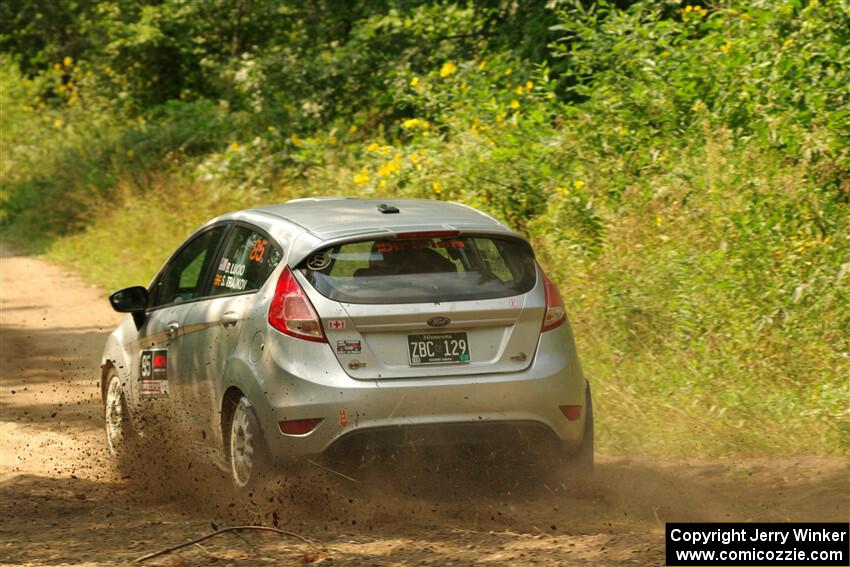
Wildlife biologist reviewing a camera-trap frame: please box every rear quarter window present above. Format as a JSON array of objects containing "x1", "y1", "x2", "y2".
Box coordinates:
[
  {"x1": 299, "y1": 235, "x2": 536, "y2": 304},
  {"x1": 211, "y1": 226, "x2": 282, "y2": 296}
]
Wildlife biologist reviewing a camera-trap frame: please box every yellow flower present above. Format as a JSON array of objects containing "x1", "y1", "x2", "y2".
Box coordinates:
[
  {"x1": 681, "y1": 5, "x2": 707, "y2": 18},
  {"x1": 53, "y1": 63, "x2": 61, "y2": 71},
  {"x1": 496, "y1": 112, "x2": 506, "y2": 122},
  {"x1": 348, "y1": 125, "x2": 358, "y2": 134},
  {"x1": 410, "y1": 152, "x2": 420, "y2": 164},
  {"x1": 432, "y1": 181, "x2": 442, "y2": 194},
  {"x1": 515, "y1": 85, "x2": 525, "y2": 96},
  {"x1": 783, "y1": 38, "x2": 794, "y2": 47},
  {"x1": 460, "y1": 81, "x2": 468, "y2": 91},
  {"x1": 367, "y1": 142, "x2": 381, "y2": 153},
  {"x1": 228, "y1": 142, "x2": 240, "y2": 152},
  {"x1": 53, "y1": 118, "x2": 63, "y2": 129},
  {"x1": 267, "y1": 126, "x2": 277, "y2": 133},
  {"x1": 510, "y1": 99, "x2": 520, "y2": 110},
  {"x1": 353, "y1": 168, "x2": 370, "y2": 185},
  {"x1": 655, "y1": 214, "x2": 663, "y2": 226},
  {"x1": 439, "y1": 62, "x2": 457, "y2": 78},
  {"x1": 573, "y1": 179, "x2": 585, "y2": 190},
  {"x1": 504, "y1": 68, "x2": 512, "y2": 76},
  {"x1": 63, "y1": 56, "x2": 73, "y2": 67},
  {"x1": 720, "y1": 41, "x2": 732, "y2": 54},
  {"x1": 525, "y1": 81, "x2": 534, "y2": 92},
  {"x1": 402, "y1": 118, "x2": 430, "y2": 129},
  {"x1": 478, "y1": 60, "x2": 487, "y2": 70},
  {"x1": 410, "y1": 76, "x2": 420, "y2": 87},
  {"x1": 377, "y1": 159, "x2": 401, "y2": 177},
  {"x1": 691, "y1": 100, "x2": 707, "y2": 112},
  {"x1": 290, "y1": 133, "x2": 303, "y2": 147}
]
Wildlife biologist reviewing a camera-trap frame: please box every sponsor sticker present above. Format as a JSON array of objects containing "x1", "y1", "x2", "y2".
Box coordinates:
[
  {"x1": 336, "y1": 340, "x2": 362, "y2": 354},
  {"x1": 327, "y1": 320, "x2": 346, "y2": 330},
  {"x1": 338, "y1": 408, "x2": 349, "y2": 428},
  {"x1": 139, "y1": 349, "x2": 168, "y2": 396}
]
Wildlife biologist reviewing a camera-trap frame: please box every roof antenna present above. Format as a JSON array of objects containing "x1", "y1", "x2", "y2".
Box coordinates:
[{"x1": 377, "y1": 203, "x2": 400, "y2": 214}]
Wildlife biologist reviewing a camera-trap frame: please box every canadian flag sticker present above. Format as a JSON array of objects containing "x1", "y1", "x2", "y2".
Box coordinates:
[{"x1": 327, "y1": 320, "x2": 346, "y2": 330}]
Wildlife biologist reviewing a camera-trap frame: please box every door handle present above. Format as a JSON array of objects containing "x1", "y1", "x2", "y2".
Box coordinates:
[
  {"x1": 165, "y1": 322, "x2": 180, "y2": 336},
  {"x1": 220, "y1": 311, "x2": 239, "y2": 328}
]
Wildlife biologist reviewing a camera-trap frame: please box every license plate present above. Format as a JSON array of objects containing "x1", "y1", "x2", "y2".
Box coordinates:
[{"x1": 408, "y1": 332, "x2": 470, "y2": 365}]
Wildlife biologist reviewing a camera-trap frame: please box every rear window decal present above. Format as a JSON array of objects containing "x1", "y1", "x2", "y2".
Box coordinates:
[
  {"x1": 139, "y1": 349, "x2": 168, "y2": 396},
  {"x1": 307, "y1": 252, "x2": 331, "y2": 271},
  {"x1": 375, "y1": 239, "x2": 465, "y2": 254}
]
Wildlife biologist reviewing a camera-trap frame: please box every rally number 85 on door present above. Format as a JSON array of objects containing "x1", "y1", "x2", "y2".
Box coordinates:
[{"x1": 101, "y1": 198, "x2": 593, "y2": 488}]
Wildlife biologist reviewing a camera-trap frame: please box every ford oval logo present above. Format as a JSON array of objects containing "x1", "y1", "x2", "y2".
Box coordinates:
[{"x1": 427, "y1": 316, "x2": 451, "y2": 328}]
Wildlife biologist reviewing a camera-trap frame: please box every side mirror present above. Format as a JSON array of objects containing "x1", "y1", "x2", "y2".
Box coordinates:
[{"x1": 109, "y1": 286, "x2": 148, "y2": 313}]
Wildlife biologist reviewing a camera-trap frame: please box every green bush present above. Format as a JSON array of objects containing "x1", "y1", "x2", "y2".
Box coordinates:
[{"x1": 2, "y1": 0, "x2": 847, "y2": 455}]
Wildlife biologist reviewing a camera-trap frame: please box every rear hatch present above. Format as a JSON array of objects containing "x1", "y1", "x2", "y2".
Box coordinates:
[{"x1": 296, "y1": 232, "x2": 545, "y2": 379}]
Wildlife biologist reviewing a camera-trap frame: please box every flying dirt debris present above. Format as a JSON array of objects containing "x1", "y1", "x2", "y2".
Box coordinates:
[{"x1": 1, "y1": 244, "x2": 848, "y2": 566}]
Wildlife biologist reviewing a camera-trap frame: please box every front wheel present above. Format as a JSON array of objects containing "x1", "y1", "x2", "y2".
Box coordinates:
[
  {"x1": 104, "y1": 370, "x2": 138, "y2": 468},
  {"x1": 227, "y1": 396, "x2": 269, "y2": 490}
]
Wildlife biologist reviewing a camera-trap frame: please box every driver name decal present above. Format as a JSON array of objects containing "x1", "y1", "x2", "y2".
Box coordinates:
[{"x1": 139, "y1": 349, "x2": 168, "y2": 396}]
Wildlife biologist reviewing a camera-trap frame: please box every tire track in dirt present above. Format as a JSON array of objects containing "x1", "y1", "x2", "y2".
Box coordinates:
[{"x1": 1, "y1": 243, "x2": 847, "y2": 566}]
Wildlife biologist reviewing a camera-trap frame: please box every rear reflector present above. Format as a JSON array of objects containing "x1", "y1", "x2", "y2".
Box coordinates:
[
  {"x1": 278, "y1": 418, "x2": 322, "y2": 435},
  {"x1": 268, "y1": 267, "x2": 327, "y2": 343},
  {"x1": 395, "y1": 230, "x2": 460, "y2": 240},
  {"x1": 559, "y1": 405, "x2": 582, "y2": 421}
]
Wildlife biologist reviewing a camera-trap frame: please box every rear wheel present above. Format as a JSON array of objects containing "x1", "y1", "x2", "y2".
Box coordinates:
[
  {"x1": 564, "y1": 383, "x2": 594, "y2": 480},
  {"x1": 227, "y1": 396, "x2": 268, "y2": 490}
]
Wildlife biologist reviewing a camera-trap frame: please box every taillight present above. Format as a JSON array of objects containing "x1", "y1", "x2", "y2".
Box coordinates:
[
  {"x1": 540, "y1": 268, "x2": 566, "y2": 332},
  {"x1": 268, "y1": 267, "x2": 327, "y2": 343}
]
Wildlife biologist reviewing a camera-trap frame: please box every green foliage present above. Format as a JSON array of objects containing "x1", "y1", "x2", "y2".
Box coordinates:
[{"x1": 2, "y1": 0, "x2": 848, "y2": 455}]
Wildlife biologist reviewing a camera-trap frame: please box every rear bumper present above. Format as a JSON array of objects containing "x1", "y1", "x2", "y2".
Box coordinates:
[{"x1": 251, "y1": 323, "x2": 587, "y2": 462}]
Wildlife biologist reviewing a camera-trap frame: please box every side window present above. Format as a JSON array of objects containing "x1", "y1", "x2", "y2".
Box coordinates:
[
  {"x1": 151, "y1": 226, "x2": 227, "y2": 307},
  {"x1": 211, "y1": 226, "x2": 282, "y2": 296}
]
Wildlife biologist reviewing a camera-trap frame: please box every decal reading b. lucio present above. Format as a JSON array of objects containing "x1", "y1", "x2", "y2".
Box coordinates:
[{"x1": 139, "y1": 349, "x2": 168, "y2": 396}]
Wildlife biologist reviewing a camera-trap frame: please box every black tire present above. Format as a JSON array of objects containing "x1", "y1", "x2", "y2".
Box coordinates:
[
  {"x1": 566, "y1": 383, "x2": 594, "y2": 479},
  {"x1": 225, "y1": 395, "x2": 270, "y2": 490},
  {"x1": 103, "y1": 369, "x2": 140, "y2": 472}
]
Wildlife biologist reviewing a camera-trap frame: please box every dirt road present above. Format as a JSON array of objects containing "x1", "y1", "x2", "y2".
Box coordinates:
[{"x1": 1, "y1": 245, "x2": 847, "y2": 566}]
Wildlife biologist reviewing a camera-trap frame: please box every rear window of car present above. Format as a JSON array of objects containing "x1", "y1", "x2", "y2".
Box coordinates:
[{"x1": 298, "y1": 235, "x2": 537, "y2": 304}]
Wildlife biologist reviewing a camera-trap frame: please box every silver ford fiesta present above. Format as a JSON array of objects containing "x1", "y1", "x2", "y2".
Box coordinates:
[{"x1": 102, "y1": 198, "x2": 593, "y2": 488}]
